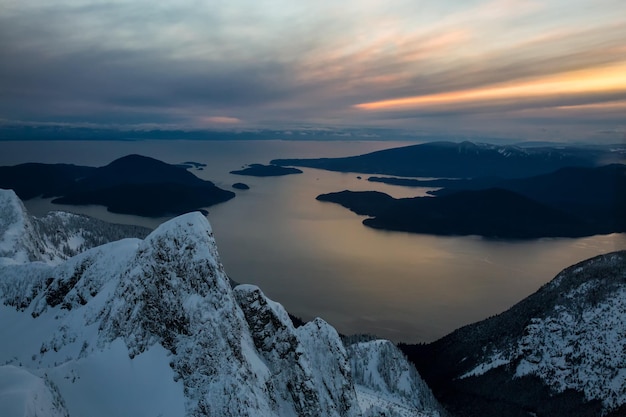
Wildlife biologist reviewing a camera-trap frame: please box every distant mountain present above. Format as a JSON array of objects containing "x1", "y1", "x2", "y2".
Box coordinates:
[
  {"x1": 0, "y1": 154, "x2": 235, "y2": 217},
  {"x1": 400, "y1": 251, "x2": 626, "y2": 417},
  {"x1": 230, "y1": 163, "x2": 303, "y2": 177},
  {"x1": 317, "y1": 188, "x2": 597, "y2": 238},
  {"x1": 0, "y1": 190, "x2": 444, "y2": 417},
  {"x1": 481, "y1": 164, "x2": 625, "y2": 231},
  {"x1": 273, "y1": 141, "x2": 619, "y2": 178}
]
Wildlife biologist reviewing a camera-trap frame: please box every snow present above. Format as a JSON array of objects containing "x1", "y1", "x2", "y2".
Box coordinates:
[
  {"x1": 296, "y1": 318, "x2": 360, "y2": 416},
  {"x1": 48, "y1": 341, "x2": 185, "y2": 417},
  {"x1": 0, "y1": 365, "x2": 69, "y2": 417},
  {"x1": 0, "y1": 192, "x2": 443, "y2": 417},
  {"x1": 0, "y1": 189, "x2": 148, "y2": 266},
  {"x1": 461, "y1": 253, "x2": 626, "y2": 413},
  {"x1": 3, "y1": 187, "x2": 624, "y2": 416},
  {"x1": 64, "y1": 235, "x2": 85, "y2": 252},
  {"x1": 355, "y1": 385, "x2": 435, "y2": 417},
  {"x1": 514, "y1": 287, "x2": 626, "y2": 410},
  {"x1": 0, "y1": 189, "x2": 40, "y2": 264},
  {"x1": 346, "y1": 340, "x2": 443, "y2": 417},
  {"x1": 459, "y1": 352, "x2": 510, "y2": 379}
]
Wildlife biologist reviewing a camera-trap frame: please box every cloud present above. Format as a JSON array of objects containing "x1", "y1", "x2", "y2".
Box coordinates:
[
  {"x1": 0, "y1": 0, "x2": 625, "y2": 139},
  {"x1": 200, "y1": 116, "x2": 242, "y2": 125},
  {"x1": 354, "y1": 63, "x2": 626, "y2": 111}
]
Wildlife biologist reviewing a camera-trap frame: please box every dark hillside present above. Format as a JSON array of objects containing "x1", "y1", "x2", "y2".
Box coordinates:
[
  {"x1": 0, "y1": 155, "x2": 235, "y2": 216},
  {"x1": 400, "y1": 251, "x2": 626, "y2": 417},
  {"x1": 317, "y1": 188, "x2": 595, "y2": 238},
  {"x1": 273, "y1": 141, "x2": 610, "y2": 178},
  {"x1": 0, "y1": 163, "x2": 95, "y2": 199}
]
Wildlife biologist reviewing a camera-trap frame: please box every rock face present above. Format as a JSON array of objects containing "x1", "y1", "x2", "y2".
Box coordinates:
[
  {"x1": 403, "y1": 251, "x2": 626, "y2": 417},
  {"x1": 0, "y1": 189, "x2": 441, "y2": 417}
]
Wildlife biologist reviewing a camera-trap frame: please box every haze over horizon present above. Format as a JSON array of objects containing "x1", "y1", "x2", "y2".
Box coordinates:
[{"x1": 1, "y1": 0, "x2": 625, "y2": 142}]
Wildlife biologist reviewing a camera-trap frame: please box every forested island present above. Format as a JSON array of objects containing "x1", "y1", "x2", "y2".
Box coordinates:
[
  {"x1": 315, "y1": 153, "x2": 625, "y2": 238},
  {"x1": 0, "y1": 154, "x2": 235, "y2": 217},
  {"x1": 230, "y1": 164, "x2": 303, "y2": 177}
]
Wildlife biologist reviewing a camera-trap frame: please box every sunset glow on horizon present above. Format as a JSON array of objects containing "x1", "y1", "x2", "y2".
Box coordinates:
[
  {"x1": 1, "y1": 0, "x2": 625, "y2": 141},
  {"x1": 354, "y1": 63, "x2": 626, "y2": 112}
]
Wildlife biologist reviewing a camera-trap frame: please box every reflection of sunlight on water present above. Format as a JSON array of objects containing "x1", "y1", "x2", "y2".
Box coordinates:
[
  {"x1": 571, "y1": 234, "x2": 625, "y2": 251},
  {"x1": 7, "y1": 140, "x2": 626, "y2": 343}
]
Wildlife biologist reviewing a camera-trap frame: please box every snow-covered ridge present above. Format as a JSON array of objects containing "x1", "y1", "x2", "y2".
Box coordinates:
[
  {"x1": 0, "y1": 190, "x2": 441, "y2": 417},
  {"x1": 348, "y1": 340, "x2": 443, "y2": 417},
  {"x1": 0, "y1": 366, "x2": 69, "y2": 417},
  {"x1": 0, "y1": 189, "x2": 43, "y2": 264},
  {"x1": 0, "y1": 188, "x2": 149, "y2": 266},
  {"x1": 458, "y1": 251, "x2": 626, "y2": 413}
]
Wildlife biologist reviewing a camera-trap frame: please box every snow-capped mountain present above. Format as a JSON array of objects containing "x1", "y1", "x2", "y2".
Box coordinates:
[
  {"x1": 0, "y1": 189, "x2": 442, "y2": 417},
  {"x1": 348, "y1": 340, "x2": 442, "y2": 417},
  {"x1": 403, "y1": 250, "x2": 626, "y2": 417},
  {"x1": 0, "y1": 189, "x2": 43, "y2": 264},
  {"x1": 0, "y1": 189, "x2": 149, "y2": 265}
]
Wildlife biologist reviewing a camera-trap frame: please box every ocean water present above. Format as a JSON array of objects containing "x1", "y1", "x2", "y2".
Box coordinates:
[{"x1": 1, "y1": 139, "x2": 624, "y2": 343}]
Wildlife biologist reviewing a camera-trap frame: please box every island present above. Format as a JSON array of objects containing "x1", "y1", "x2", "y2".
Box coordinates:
[
  {"x1": 230, "y1": 164, "x2": 303, "y2": 177},
  {"x1": 232, "y1": 183, "x2": 250, "y2": 190},
  {"x1": 317, "y1": 189, "x2": 598, "y2": 239},
  {"x1": 316, "y1": 163, "x2": 626, "y2": 238},
  {"x1": 177, "y1": 161, "x2": 207, "y2": 171},
  {"x1": 0, "y1": 154, "x2": 235, "y2": 217}
]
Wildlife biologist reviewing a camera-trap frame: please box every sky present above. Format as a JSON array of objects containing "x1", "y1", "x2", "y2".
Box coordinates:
[{"x1": 0, "y1": 0, "x2": 625, "y2": 142}]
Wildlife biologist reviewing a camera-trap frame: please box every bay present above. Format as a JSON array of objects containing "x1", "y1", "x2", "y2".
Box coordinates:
[{"x1": 1, "y1": 139, "x2": 623, "y2": 343}]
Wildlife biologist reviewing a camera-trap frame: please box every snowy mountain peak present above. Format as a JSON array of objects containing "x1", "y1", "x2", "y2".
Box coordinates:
[
  {"x1": 0, "y1": 195, "x2": 441, "y2": 417},
  {"x1": 0, "y1": 188, "x2": 150, "y2": 266},
  {"x1": 138, "y1": 211, "x2": 224, "y2": 283},
  {"x1": 146, "y1": 211, "x2": 214, "y2": 242},
  {"x1": 0, "y1": 188, "x2": 43, "y2": 264}
]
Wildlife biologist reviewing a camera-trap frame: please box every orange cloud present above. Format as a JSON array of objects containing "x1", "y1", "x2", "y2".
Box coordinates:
[
  {"x1": 354, "y1": 63, "x2": 626, "y2": 111},
  {"x1": 555, "y1": 100, "x2": 626, "y2": 111},
  {"x1": 201, "y1": 116, "x2": 242, "y2": 124}
]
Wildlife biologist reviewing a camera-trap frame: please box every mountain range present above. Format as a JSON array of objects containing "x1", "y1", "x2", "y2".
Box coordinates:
[{"x1": 272, "y1": 141, "x2": 623, "y2": 179}]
